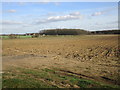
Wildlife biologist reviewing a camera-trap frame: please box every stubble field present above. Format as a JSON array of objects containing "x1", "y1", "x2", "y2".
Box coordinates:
[{"x1": 2, "y1": 35, "x2": 120, "y2": 88}]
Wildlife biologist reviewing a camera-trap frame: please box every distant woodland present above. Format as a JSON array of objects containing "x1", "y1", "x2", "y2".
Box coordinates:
[
  {"x1": 91, "y1": 30, "x2": 120, "y2": 34},
  {"x1": 39, "y1": 29, "x2": 120, "y2": 35},
  {"x1": 39, "y1": 29, "x2": 90, "y2": 35}
]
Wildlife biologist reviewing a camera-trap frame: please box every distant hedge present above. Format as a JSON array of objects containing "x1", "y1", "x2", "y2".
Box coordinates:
[
  {"x1": 91, "y1": 30, "x2": 120, "y2": 34},
  {"x1": 39, "y1": 29, "x2": 90, "y2": 35}
]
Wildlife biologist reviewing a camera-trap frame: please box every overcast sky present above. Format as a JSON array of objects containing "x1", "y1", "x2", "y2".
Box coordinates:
[{"x1": 1, "y1": 2, "x2": 118, "y2": 34}]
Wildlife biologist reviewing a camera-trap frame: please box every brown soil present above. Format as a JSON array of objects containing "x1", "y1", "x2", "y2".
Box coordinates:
[{"x1": 2, "y1": 35, "x2": 120, "y2": 85}]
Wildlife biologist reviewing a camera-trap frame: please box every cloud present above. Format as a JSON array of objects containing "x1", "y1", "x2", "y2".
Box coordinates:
[
  {"x1": 108, "y1": 20, "x2": 118, "y2": 24},
  {"x1": 42, "y1": 0, "x2": 51, "y2": 2},
  {"x1": 91, "y1": 7, "x2": 117, "y2": 16},
  {"x1": 7, "y1": 9, "x2": 16, "y2": 13},
  {"x1": 37, "y1": 2, "x2": 60, "y2": 6},
  {"x1": 70, "y1": 11, "x2": 81, "y2": 16},
  {"x1": 22, "y1": 24, "x2": 32, "y2": 27},
  {"x1": 2, "y1": 20, "x2": 22, "y2": 25},
  {"x1": 18, "y1": 2, "x2": 26, "y2": 6},
  {"x1": 36, "y1": 12, "x2": 83, "y2": 24},
  {"x1": 92, "y1": 12, "x2": 103, "y2": 16},
  {"x1": 54, "y1": 2, "x2": 60, "y2": 6}
]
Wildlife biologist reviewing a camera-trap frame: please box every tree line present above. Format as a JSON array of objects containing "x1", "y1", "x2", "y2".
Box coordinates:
[
  {"x1": 39, "y1": 29, "x2": 90, "y2": 35},
  {"x1": 91, "y1": 30, "x2": 120, "y2": 34}
]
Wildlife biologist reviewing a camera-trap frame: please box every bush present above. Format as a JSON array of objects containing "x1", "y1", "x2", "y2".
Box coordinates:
[
  {"x1": 9, "y1": 34, "x2": 17, "y2": 39},
  {"x1": 31, "y1": 33, "x2": 39, "y2": 38}
]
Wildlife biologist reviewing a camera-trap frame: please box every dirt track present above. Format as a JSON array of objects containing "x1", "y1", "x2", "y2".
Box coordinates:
[{"x1": 2, "y1": 35, "x2": 120, "y2": 85}]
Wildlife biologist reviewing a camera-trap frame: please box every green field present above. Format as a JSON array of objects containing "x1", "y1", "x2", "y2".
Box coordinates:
[{"x1": 0, "y1": 35, "x2": 32, "y2": 39}]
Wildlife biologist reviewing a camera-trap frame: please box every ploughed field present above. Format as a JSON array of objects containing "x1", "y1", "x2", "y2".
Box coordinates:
[{"x1": 2, "y1": 35, "x2": 120, "y2": 88}]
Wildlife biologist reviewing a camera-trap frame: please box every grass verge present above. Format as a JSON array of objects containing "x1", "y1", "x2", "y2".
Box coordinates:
[{"x1": 2, "y1": 67, "x2": 120, "y2": 88}]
